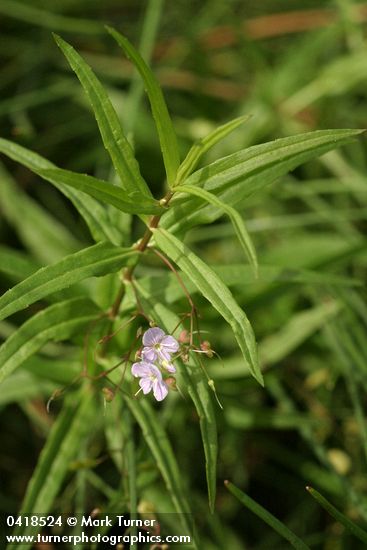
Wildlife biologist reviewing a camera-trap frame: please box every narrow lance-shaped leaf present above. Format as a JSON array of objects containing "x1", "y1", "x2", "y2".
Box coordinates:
[
  {"x1": 53, "y1": 34, "x2": 153, "y2": 198},
  {"x1": 306, "y1": 486, "x2": 367, "y2": 545},
  {"x1": 0, "y1": 242, "x2": 138, "y2": 322},
  {"x1": 260, "y1": 301, "x2": 341, "y2": 367},
  {"x1": 134, "y1": 283, "x2": 218, "y2": 513},
  {"x1": 125, "y1": 398, "x2": 197, "y2": 548},
  {"x1": 176, "y1": 115, "x2": 251, "y2": 183},
  {"x1": 0, "y1": 245, "x2": 40, "y2": 281},
  {"x1": 38, "y1": 167, "x2": 163, "y2": 215},
  {"x1": 0, "y1": 371, "x2": 56, "y2": 408},
  {"x1": 0, "y1": 162, "x2": 79, "y2": 263},
  {"x1": 0, "y1": 138, "x2": 122, "y2": 245},
  {"x1": 10, "y1": 390, "x2": 96, "y2": 550},
  {"x1": 177, "y1": 183, "x2": 258, "y2": 277},
  {"x1": 135, "y1": 265, "x2": 361, "y2": 310},
  {"x1": 225, "y1": 481, "x2": 310, "y2": 550},
  {"x1": 162, "y1": 129, "x2": 364, "y2": 234},
  {"x1": 153, "y1": 228, "x2": 262, "y2": 385},
  {"x1": 0, "y1": 0, "x2": 103, "y2": 34},
  {"x1": 0, "y1": 297, "x2": 100, "y2": 385},
  {"x1": 107, "y1": 26, "x2": 180, "y2": 186}
]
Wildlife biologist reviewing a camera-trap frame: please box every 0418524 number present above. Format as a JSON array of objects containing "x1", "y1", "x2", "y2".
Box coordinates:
[{"x1": 6, "y1": 515, "x2": 63, "y2": 527}]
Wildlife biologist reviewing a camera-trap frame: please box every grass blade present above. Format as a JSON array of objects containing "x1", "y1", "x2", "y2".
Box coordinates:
[
  {"x1": 9, "y1": 390, "x2": 96, "y2": 550},
  {"x1": 0, "y1": 0, "x2": 102, "y2": 34},
  {"x1": 107, "y1": 26, "x2": 180, "y2": 186},
  {"x1": 225, "y1": 480, "x2": 310, "y2": 550},
  {"x1": 259, "y1": 301, "x2": 341, "y2": 366},
  {"x1": 306, "y1": 486, "x2": 367, "y2": 544},
  {"x1": 0, "y1": 162, "x2": 79, "y2": 263},
  {"x1": 125, "y1": 398, "x2": 197, "y2": 547}
]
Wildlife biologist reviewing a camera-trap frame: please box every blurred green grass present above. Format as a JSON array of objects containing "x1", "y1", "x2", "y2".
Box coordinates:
[{"x1": 1, "y1": 1, "x2": 367, "y2": 548}]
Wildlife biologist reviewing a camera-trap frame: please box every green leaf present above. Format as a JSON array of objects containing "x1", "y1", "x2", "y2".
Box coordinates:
[
  {"x1": 10, "y1": 390, "x2": 96, "y2": 549},
  {"x1": 0, "y1": 245, "x2": 40, "y2": 281},
  {"x1": 53, "y1": 34, "x2": 153, "y2": 198},
  {"x1": 125, "y1": 398, "x2": 197, "y2": 546},
  {"x1": 0, "y1": 242, "x2": 137, "y2": 322},
  {"x1": 176, "y1": 115, "x2": 251, "y2": 183},
  {"x1": 0, "y1": 0, "x2": 103, "y2": 34},
  {"x1": 162, "y1": 129, "x2": 363, "y2": 233},
  {"x1": 260, "y1": 301, "x2": 341, "y2": 367},
  {"x1": 133, "y1": 265, "x2": 361, "y2": 313},
  {"x1": 225, "y1": 407, "x2": 326, "y2": 430},
  {"x1": 38, "y1": 167, "x2": 163, "y2": 215},
  {"x1": 306, "y1": 486, "x2": 367, "y2": 545},
  {"x1": 177, "y1": 183, "x2": 258, "y2": 276},
  {"x1": 133, "y1": 283, "x2": 218, "y2": 513},
  {"x1": 0, "y1": 371, "x2": 56, "y2": 408},
  {"x1": 153, "y1": 228, "x2": 262, "y2": 385},
  {"x1": 23, "y1": 355, "x2": 80, "y2": 385},
  {"x1": 0, "y1": 138, "x2": 123, "y2": 245},
  {"x1": 106, "y1": 26, "x2": 180, "y2": 186},
  {"x1": 0, "y1": 162, "x2": 80, "y2": 263},
  {"x1": 0, "y1": 298, "x2": 100, "y2": 385},
  {"x1": 225, "y1": 481, "x2": 310, "y2": 549}
]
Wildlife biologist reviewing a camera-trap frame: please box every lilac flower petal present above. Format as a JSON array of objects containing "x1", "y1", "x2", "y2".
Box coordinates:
[
  {"x1": 164, "y1": 363, "x2": 176, "y2": 373},
  {"x1": 142, "y1": 347, "x2": 157, "y2": 362},
  {"x1": 160, "y1": 359, "x2": 176, "y2": 373},
  {"x1": 149, "y1": 364, "x2": 163, "y2": 380},
  {"x1": 157, "y1": 348, "x2": 173, "y2": 363},
  {"x1": 139, "y1": 377, "x2": 153, "y2": 395},
  {"x1": 161, "y1": 335, "x2": 179, "y2": 353},
  {"x1": 153, "y1": 378, "x2": 168, "y2": 401},
  {"x1": 143, "y1": 327, "x2": 165, "y2": 346},
  {"x1": 131, "y1": 361, "x2": 154, "y2": 378}
]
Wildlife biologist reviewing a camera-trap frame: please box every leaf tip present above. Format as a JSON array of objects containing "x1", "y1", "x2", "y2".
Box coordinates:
[
  {"x1": 104, "y1": 24, "x2": 115, "y2": 35},
  {"x1": 52, "y1": 32, "x2": 63, "y2": 45},
  {"x1": 254, "y1": 368, "x2": 264, "y2": 387}
]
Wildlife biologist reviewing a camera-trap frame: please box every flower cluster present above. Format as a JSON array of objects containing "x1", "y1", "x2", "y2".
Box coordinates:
[{"x1": 131, "y1": 327, "x2": 179, "y2": 401}]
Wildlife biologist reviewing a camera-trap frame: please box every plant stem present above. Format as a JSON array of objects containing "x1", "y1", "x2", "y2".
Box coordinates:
[{"x1": 109, "y1": 189, "x2": 174, "y2": 318}]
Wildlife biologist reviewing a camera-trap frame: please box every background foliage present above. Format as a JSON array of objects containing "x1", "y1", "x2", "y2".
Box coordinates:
[{"x1": 1, "y1": 1, "x2": 367, "y2": 549}]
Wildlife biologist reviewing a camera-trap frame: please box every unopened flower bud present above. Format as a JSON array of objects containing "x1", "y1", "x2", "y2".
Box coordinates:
[
  {"x1": 102, "y1": 387, "x2": 115, "y2": 402},
  {"x1": 165, "y1": 377, "x2": 178, "y2": 391},
  {"x1": 201, "y1": 340, "x2": 213, "y2": 358},
  {"x1": 90, "y1": 508, "x2": 101, "y2": 518},
  {"x1": 135, "y1": 348, "x2": 142, "y2": 360},
  {"x1": 178, "y1": 330, "x2": 190, "y2": 344}
]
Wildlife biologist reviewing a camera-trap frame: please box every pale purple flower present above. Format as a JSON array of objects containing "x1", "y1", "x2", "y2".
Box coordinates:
[
  {"x1": 142, "y1": 327, "x2": 179, "y2": 372},
  {"x1": 131, "y1": 361, "x2": 168, "y2": 401}
]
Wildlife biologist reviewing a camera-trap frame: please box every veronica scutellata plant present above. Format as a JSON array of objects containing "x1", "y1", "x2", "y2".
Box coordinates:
[{"x1": 0, "y1": 25, "x2": 363, "y2": 545}]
